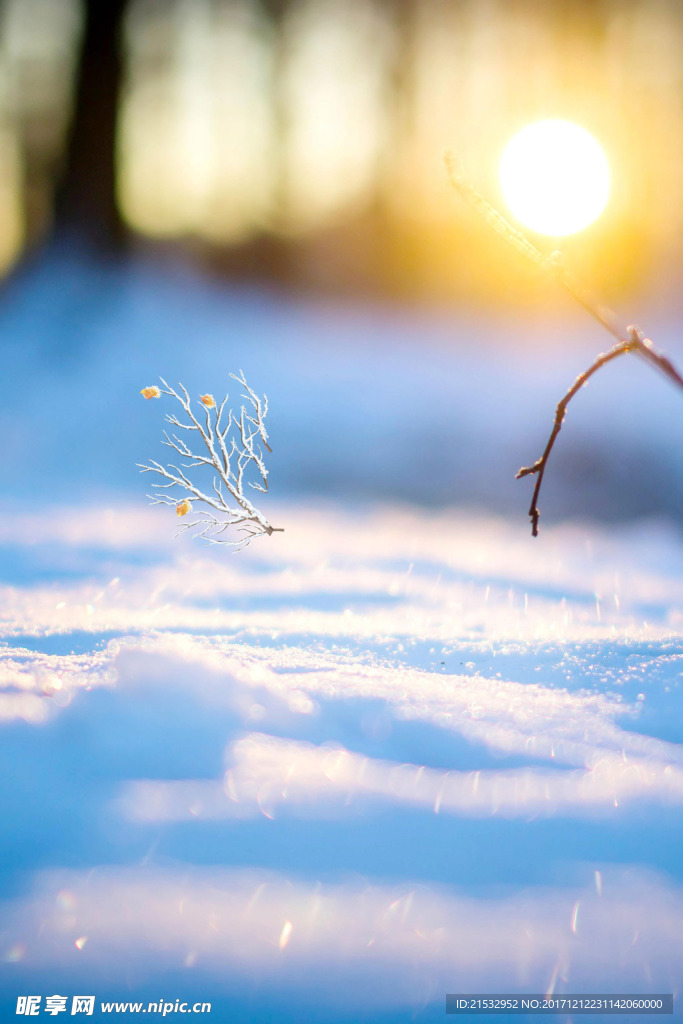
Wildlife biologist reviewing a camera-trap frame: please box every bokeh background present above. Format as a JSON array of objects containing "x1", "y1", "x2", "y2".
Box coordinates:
[
  {"x1": 1, "y1": 5, "x2": 683, "y2": 1022},
  {"x1": 5, "y1": 0, "x2": 683, "y2": 300}
]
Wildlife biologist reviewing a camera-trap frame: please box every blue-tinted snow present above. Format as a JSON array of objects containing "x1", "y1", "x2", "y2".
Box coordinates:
[{"x1": 0, "y1": 249, "x2": 681, "y2": 1023}]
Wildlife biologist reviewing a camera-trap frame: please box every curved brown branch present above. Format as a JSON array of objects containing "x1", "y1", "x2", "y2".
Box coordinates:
[
  {"x1": 516, "y1": 328, "x2": 683, "y2": 535},
  {"x1": 516, "y1": 338, "x2": 633, "y2": 536},
  {"x1": 446, "y1": 154, "x2": 683, "y2": 535}
]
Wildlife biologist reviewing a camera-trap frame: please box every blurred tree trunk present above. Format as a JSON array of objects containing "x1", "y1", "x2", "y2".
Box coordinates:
[{"x1": 53, "y1": 0, "x2": 128, "y2": 251}]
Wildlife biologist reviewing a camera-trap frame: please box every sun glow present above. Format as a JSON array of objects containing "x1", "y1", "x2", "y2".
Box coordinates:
[{"x1": 499, "y1": 120, "x2": 610, "y2": 236}]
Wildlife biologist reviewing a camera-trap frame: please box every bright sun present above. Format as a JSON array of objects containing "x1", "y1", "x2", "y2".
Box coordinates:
[{"x1": 499, "y1": 120, "x2": 610, "y2": 236}]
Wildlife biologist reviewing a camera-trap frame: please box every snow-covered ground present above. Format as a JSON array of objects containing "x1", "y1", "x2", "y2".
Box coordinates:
[{"x1": 0, "y1": 251, "x2": 682, "y2": 1021}]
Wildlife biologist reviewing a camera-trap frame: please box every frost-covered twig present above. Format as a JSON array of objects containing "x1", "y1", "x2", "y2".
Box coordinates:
[
  {"x1": 446, "y1": 152, "x2": 683, "y2": 536},
  {"x1": 138, "y1": 372, "x2": 283, "y2": 550}
]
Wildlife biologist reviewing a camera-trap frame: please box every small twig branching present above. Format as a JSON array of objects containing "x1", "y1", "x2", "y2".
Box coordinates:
[
  {"x1": 138, "y1": 371, "x2": 283, "y2": 550},
  {"x1": 446, "y1": 152, "x2": 683, "y2": 535}
]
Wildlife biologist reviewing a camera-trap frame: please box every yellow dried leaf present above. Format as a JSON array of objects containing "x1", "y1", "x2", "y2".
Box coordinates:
[
  {"x1": 200, "y1": 394, "x2": 216, "y2": 408},
  {"x1": 141, "y1": 386, "x2": 160, "y2": 399},
  {"x1": 176, "y1": 500, "x2": 192, "y2": 517}
]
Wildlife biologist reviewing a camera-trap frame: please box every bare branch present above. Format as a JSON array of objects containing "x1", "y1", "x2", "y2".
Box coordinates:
[
  {"x1": 446, "y1": 154, "x2": 683, "y2": 535},
  {"x1": 230, "y1": 370, "x2": 272, "y2": 453},
  {"x1": 516, "y1": 338, "x2": 634, "y2": 536},
  {"x1": 139, "y1": 374, "x2": 283, "y2": 548}
]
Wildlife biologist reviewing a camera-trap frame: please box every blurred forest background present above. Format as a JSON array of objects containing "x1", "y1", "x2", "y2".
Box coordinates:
[
  {"x1": 3, "y1": 0, "x2": 683, "y2": 307},
  {"x1": 2, "y1": 9, "x2": 683, "y2": 1021}
]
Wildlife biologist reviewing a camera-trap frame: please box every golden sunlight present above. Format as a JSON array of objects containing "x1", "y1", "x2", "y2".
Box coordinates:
[{"x1": 499, "y1": 120, "x2": 610, "y2": 236}]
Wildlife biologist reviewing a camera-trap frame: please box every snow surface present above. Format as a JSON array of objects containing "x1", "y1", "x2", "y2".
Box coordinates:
[{"x1": 0, "y1": 250, "x2": 682, "y2": 1021}]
